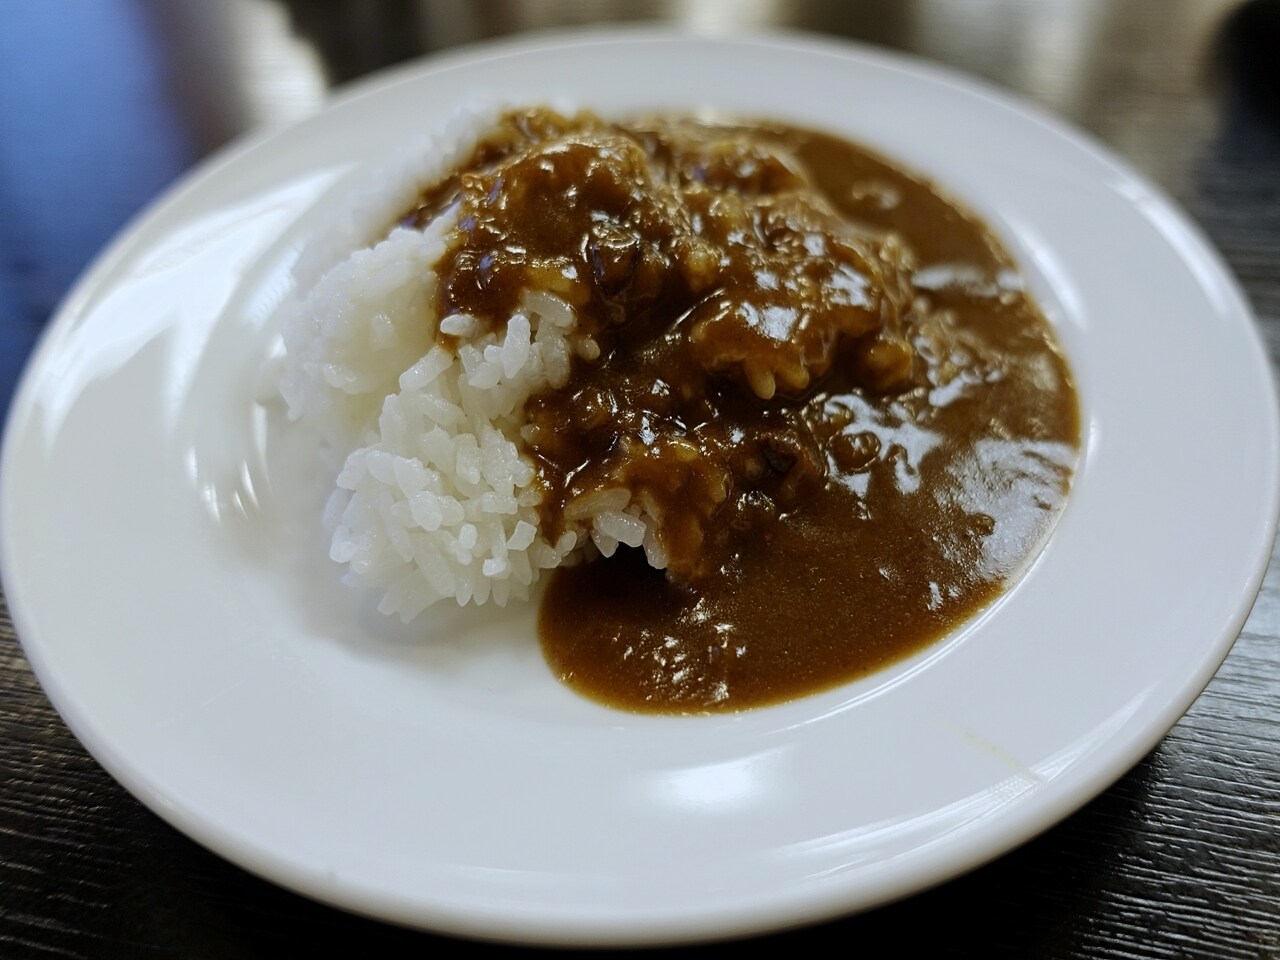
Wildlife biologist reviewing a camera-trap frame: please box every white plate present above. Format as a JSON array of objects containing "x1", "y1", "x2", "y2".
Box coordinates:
[{"x1": 3, "y1": 30, "x2": 1276, "y2": 946}]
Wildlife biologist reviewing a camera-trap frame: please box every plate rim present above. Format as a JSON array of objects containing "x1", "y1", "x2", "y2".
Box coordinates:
[{"x1": 3, "y1": 26, "x2": 1277, "y2": 946}]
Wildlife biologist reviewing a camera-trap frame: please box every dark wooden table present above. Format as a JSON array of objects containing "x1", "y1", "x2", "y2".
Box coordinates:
[{"x1": 2, "y1": 1, "x2": 1278, "y2": 956}]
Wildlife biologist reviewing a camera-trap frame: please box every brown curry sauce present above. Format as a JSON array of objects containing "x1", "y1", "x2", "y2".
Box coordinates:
[{"x1": 407, "y1": 109, "x2": 1079, "y2": 713}]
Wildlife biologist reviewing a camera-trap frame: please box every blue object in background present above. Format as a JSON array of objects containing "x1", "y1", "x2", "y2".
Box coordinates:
[{"x1": 0, "y1": 0, "x2": 197, "y2": 421}]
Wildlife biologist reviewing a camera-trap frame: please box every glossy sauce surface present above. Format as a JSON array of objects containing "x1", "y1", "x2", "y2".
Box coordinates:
[{"x1": 413, "y1": 110, "x2": 1079, "y2": 713}]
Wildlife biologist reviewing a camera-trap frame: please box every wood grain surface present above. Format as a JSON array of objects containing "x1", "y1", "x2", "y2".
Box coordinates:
[{"x1": 1, "y1": 1, "x2": 1277, "y2": 956}]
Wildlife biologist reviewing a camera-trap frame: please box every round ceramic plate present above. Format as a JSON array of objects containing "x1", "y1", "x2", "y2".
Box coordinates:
[{"x1": 2, "y1": 30, "x2": 1276, "y2": 946}]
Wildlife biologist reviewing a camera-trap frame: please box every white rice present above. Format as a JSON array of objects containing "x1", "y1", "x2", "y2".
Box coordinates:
[{"x1": 279, "y1": 108, "x2": 664, "y2": 620}]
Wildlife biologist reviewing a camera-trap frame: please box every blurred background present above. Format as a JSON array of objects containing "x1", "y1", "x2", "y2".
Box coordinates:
[{"x1": 0, "y1": 0, "x2": 1277, "y2": 421}]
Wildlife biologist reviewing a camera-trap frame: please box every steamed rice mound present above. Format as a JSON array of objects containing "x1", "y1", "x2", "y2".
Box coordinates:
[
  {"x1": 279, "y1": 105, "x2": 919, "y2": 621},
  {"x1": 278, "y1": 111, "x2": 655, "y2": 620}
]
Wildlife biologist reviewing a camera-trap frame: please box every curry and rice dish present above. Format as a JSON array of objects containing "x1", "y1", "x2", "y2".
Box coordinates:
[{"x1": 279, "y1": 107, "x2": 1079, "y2": 714}]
